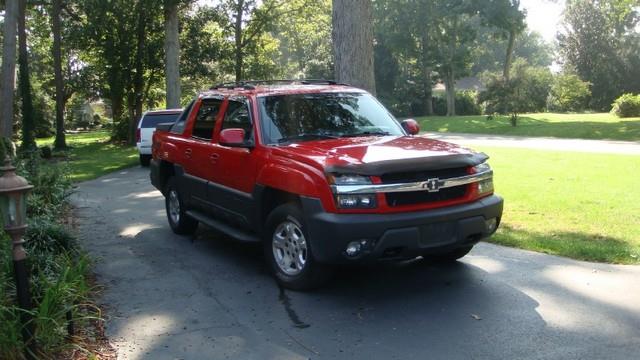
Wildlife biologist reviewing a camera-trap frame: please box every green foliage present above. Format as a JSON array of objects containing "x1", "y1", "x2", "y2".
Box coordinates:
[
  {"x1": 479, "y1": 59, "x2": 553, "y2": 122},
  {"x1": 558, "y1": 0, "x2": 640, "y2": 110},
  {"x1": 611, "y1": 93, "x2": 640, "y2": 118},
  {"x1": 472, "y1": 29, "x2": 553, "y2": 74},
  {"x1": 547, "y1": 72, "x2": 592, "y2": 112},
  {"x1": 433, "y1": 91, "x2": 481, "y2": 116},
  {"x1": 0, "y1": 156, "x2": 94, "y2": 358}
]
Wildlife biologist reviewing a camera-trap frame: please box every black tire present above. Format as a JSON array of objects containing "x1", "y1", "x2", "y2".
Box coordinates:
[
  {"x1": 165, "y1": 177, "x2": 198, "y2": 235},
  {"x1": 139, "y1": 154, "x2": 151, "y2": 167},
  {"x1": 423, "y1": 245, "x2": 474, "y2": 263},
  {"x1": 263, "y1": 203, "x2": 332, "y2": 290}
]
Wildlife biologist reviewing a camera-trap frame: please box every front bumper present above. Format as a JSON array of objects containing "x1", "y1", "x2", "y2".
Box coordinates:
[{"x1": 302, "y1": 195, "x2": 503, "y2": 264}]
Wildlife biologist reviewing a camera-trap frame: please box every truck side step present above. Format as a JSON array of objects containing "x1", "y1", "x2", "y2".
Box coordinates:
[{"x1": 186, "y1": 210, "x2": 261, "y2": 243}]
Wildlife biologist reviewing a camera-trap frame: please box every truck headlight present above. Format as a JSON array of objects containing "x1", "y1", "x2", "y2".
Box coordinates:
[
  {"x1": 330, "y1": 174, "x2": 377, "y2": 209},
  {"x1": 473, "y1": 162, "x2": 494, "y2": 195},
  {"x1": 330, "y1": 174, "x2": 372, "y2": 185}
]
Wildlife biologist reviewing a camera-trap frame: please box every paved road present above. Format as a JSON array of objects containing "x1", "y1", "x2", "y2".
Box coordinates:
[
  {"x1": 424, "y1": 132, "x2": 640, "y2": 155},
  {"x1": 73, "y1": 167, "x2": 640, "y2": 360}
]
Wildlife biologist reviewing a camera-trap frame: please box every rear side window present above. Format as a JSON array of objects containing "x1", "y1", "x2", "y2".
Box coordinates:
[
  {"x1": 171, "y1": 100, "x2": 195, "y2": 134},
  {"x1": 192, "y1": 99, "x2": 223, "y2": 140},
  {"x1": 140, "y1": 113, "x2": 180, "y2": 128}
]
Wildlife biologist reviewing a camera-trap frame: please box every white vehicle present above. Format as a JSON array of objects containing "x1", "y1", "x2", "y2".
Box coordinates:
[{"x1": 136, "y1": 109, "x2": 182, "y2": 166}]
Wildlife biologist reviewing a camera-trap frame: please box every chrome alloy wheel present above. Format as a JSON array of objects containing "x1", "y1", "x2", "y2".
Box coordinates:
[
  {"x1": 168, "y1": 190, "x2": 181, "y2": 224},
  {"x1": 272, "y1": 221, "x2": 308, "y2": 276}
]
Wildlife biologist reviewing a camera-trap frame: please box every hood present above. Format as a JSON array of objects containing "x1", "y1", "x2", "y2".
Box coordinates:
[{"x1": 274, "y1": 135, "x2": 488, "y2": 176}]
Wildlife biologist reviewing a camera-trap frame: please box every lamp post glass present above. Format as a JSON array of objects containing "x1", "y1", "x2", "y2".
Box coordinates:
[{"x1": 0, "y1": 191, "x2": 27, "y2": 229}]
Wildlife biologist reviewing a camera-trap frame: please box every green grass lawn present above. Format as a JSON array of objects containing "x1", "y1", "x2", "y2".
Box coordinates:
[
  {"x1": 478, "y1": 146, "x2": 640, "y2": 264},
  {"x1": 417, "y1": 113, "x2": 640, "y2": 141},
  {"x1": 36, "y1": 131, "x2": 138, "y2": 182}
]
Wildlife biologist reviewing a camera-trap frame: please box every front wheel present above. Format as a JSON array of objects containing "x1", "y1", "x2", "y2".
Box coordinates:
[
  {"x1": 165, "y1": 177, "x2": 198, "y2": 235},
  {"x1": 263, "y1": 203, "x2": 332, "y2": 290}
]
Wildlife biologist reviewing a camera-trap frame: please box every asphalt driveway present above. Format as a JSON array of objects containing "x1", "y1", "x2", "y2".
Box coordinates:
[{"x1": 72, "y1": 167, "x2": 640, "y2": 360}]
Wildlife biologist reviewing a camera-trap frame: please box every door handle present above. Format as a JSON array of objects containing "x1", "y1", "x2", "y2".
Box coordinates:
[
  {"x1": 209, "y1": 153, "x2": 220, "y2": 163},
  {"x1": 184, "y1": 148, "x2": 192, "y2": 158}
]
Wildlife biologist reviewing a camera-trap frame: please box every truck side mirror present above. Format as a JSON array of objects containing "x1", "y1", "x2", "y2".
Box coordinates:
[
  {"x1": 220, "y1": 128, "x2": 250, "y2": 147},
  {"x1": 401, "y1": 119, "x2": 420, "y2": 135}
]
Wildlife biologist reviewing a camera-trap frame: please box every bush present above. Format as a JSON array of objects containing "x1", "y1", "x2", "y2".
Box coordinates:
[
  {"x1": 547, "y1": 73, "x2": 591, "y2": 112},
  {"x1": 479, "y1": 59, "x2": 553, "y2": 123},
  {"x1": 611, "y1": 93, "x2": 640, "y2": 118},
  {"x1": 433, "y1": 90, "x2": 481, "y2": 116},
  {"x1": 40, "y1": 145, "x2": 53, "y2": 159},
  {"x1": 0, "y1": 153, "x2": 94, "y2": 358}
]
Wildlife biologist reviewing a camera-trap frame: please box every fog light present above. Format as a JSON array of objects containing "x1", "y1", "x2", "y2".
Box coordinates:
[
  {"x1": 336, "y1": 194, "x2": 377, "y2": 209},
  {"x1": 345, "y1": 241, "x2": 362, "y2": 257},
  {"x1": 485, "y1": 218, "x2": 497, "y2": 233}
]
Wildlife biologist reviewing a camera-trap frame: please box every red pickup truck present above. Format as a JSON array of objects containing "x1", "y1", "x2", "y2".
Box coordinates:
[{"x1": 150, "y1": 80, "x2": 503, "y2": 289}]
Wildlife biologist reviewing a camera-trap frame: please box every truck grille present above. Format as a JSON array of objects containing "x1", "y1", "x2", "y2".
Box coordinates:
[{"x1": 381, "y1": 167, "x2": 469, "y2": 207}]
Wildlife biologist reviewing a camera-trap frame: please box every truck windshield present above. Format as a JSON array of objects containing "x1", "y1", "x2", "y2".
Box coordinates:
[{"x1": 258, "y1": 93, "x2": 404, "y2": 144}]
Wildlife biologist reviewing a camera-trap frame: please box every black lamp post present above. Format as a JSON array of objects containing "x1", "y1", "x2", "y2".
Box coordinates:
[{"x1": 0, "y1": 156, "x2": 36, "y2": 359}]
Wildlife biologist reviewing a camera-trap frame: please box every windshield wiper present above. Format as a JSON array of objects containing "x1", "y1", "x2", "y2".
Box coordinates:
[
  {"x1": 277, "y1": 133, "x2": 339, "y2": 144},
  {"x1": 341, "y1": 131, "x2": 391, "y2": 138}
]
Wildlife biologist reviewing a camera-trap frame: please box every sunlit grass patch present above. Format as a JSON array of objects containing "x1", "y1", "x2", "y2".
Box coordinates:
[
  {"x1": 418, "y1": 113, "x2": 640, "y2": 141},
  {"x1": 478, "y1": 146, "x2": 640, "y2": 263},
  {"x1": 37, "y1": 131, "x2": 138, "y2": 182}
]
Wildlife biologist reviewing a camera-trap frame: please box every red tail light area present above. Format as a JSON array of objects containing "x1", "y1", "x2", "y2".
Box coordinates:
[{"x1": 136, "y1": 128, "x2": 141, "y2": 143}]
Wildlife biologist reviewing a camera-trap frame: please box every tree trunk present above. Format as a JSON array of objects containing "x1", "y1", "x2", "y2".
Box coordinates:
[
  {"x1": 51, "y1": 0, "x2": 67, "y2": 149},
  {"x1": 420, "y1": 32, "x2": 433, "y2": 116},
  {"x1": 18, "y1": 0, "x2": 35, "y2": 150},
  {"x1": 444, "y1": 69, "x2": 456, "y2": 117},
  {"x1": 164, "y1": 0, "x2": 181, "y2": 109},
  {"x1": 130, "y1": 5, "x2": 148, "y2": 145},
  {"x1": 0, "y1": 0, "x2": 19, "y2": 139},
  {"x1": 234, "y1": 0, "x2": 244, "y2": 82},
  {"x1": 332, "y1": 0, "x2": 376, "y2": 95},
  {"x1": 503, "y1": 29, "x2": 516, "y2": 81}
]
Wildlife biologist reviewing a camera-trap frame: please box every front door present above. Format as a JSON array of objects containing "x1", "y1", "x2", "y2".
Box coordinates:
[{"x1": 207, "y1": 97, "x2": 257, "y2": 226}]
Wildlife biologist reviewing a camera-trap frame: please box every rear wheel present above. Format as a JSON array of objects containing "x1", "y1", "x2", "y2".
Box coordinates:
[
  {"x1": 165, "y1": 177, "x2": 198, "y2": 235},
  {"x1": 264, "y1": 203, "x2": 331, "y2": 290},
  {"x1": 423, "y1": 245, "x2": 473, "y2": 263},
  {"x1": 139, "y1": 154, "x2": 151, "y2": 166}
]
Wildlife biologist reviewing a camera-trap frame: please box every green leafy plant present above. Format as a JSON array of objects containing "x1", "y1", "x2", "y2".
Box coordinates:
[
  {"x1": 547, "y1": 72, "x2": 591, "y2": 112},
  {"x1": 611, "y1": 93, "x2": 640, "y2": 118}
]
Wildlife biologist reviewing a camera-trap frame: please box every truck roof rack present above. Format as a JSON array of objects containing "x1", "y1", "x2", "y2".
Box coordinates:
[{"x1": 209, "y1": 79, "x2": 347, "y2": 90}]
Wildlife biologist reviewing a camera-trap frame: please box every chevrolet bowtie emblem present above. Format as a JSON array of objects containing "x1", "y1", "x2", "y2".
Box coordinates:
[{"x1": 422, "y1": 178, "x2": 441, "y2": 192}]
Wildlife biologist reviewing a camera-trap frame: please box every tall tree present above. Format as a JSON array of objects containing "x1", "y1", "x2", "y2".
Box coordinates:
[
  {"x1": 17, "y1": 0, "x2": 35, "y2": 149},
  {"x1": 332, "y1": 0, "x2": 376, "y2": 94},
  {"x1": 51, "y1": 0, "x2": 66, "y2": 149},
  {"x1": 81, "y1": 0, "x2": 164, "y2": 144},
  {"x1": 0, "y1": 0, "x2": 18, "y2": 139},
  {"x1": 164, "y1": 0, "x2": 181, "y2": 109},
  {"x1": 558, "y1": 0, "x2": 640, "y2": 110},
  {"x1": 478, "y1": 0, "x2": 526, "y2": 80}
]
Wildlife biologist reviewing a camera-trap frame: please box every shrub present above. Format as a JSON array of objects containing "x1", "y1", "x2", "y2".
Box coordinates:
[
  {"x1": 479, "y1": 59, "x2": 553, "y2": 124},
  {"x1": 40, "y1": 145, "x2": 53, "y2": 159},
  {"x1": 547, "y1": 73, "x2": 591, "y2": 112},
  {"x1": 433, "y1": 91, "x2": 481, "y2": 116},
  {"x1": 611, "y1": 93, "x2": 640, "y2": 118},
  {"x1": 0, "y1": 154, "x2": 94, "y2": 358}
]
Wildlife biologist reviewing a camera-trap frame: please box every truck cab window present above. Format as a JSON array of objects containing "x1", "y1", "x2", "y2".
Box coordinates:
[
  {"x1": 222, "y1": 99, "x2": 253, "y2": 142},
  {"x1": 192, "y1": 99, "x2": 223, "y2": 140}
]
